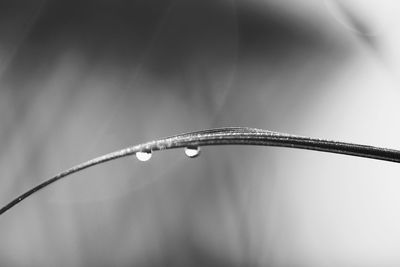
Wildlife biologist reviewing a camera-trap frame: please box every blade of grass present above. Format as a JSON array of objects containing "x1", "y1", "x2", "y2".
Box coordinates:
[{"x1": 1, "y1": 127, "x2": 400, "y2": 216}]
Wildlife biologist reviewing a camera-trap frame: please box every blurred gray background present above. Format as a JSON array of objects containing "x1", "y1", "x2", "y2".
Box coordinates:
[{"x1": 1, "y1": 0, "x2": 400, "y2": 266}]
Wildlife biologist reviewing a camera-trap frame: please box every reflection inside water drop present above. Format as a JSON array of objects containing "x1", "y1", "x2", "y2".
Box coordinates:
[
  {"x1": 136, "y1": 150, "x2": 152, "y2": 161},
  {"x1": 185, "y1": 146, "x2": 201, "y2": 158}
]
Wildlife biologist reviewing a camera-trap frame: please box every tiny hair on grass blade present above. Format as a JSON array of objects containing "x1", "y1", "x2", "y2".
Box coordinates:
[{"x1": 1, "y1": 127, "x2": 400, "y2": 216}]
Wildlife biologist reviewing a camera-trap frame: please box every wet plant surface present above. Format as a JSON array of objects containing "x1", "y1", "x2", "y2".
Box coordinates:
[{"x1": 1, "y1": 127, "x2": 399, "y2": 216}]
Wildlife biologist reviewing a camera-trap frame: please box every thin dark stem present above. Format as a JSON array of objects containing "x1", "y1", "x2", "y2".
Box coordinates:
[{"x1": 1, "y1": 127, "x2": 400, "y2": 216}]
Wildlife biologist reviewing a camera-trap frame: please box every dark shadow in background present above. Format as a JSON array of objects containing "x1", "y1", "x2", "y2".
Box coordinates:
[{"x1": 1, "y1": 0, "x2": 341, "y2": 83}]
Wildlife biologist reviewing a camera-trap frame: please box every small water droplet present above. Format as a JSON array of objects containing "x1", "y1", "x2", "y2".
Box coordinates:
[
  {"x1": 185, "y1": 146, "x2": 201, "y2": 158},
  {"x1": 136, "y1": 150, "x2": 152, "y2": 161}
]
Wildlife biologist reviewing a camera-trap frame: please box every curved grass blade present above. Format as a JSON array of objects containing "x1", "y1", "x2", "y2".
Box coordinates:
[{"x1": 1, "y1": 127, "x2": 400, "y2": 216}]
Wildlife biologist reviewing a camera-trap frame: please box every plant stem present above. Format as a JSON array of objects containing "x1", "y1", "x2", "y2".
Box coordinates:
[{"x1": 1, "y1": 127, "x2": 399, "y2": 216}]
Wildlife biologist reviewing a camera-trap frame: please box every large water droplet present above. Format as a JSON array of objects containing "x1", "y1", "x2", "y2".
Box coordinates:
[
  {"x1": 185, "y1": 146, "x2": 201, "y2": 158},
  {"x1": 136, "y1": 150, "x2": 152, "y2": 161}
]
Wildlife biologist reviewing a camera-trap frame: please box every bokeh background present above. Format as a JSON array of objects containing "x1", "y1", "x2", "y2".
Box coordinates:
[{"x1": 1, "y1": 0, "x2": 400, "y2": 266}]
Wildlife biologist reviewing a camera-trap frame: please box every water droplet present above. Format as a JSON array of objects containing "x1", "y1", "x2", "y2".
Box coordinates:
[
  {"x1": 136, "y1": 150, "x2": 152, "y2": 161},
  {"x1": 185, "y1": 146, "x2": 201, "y2": 158}
]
